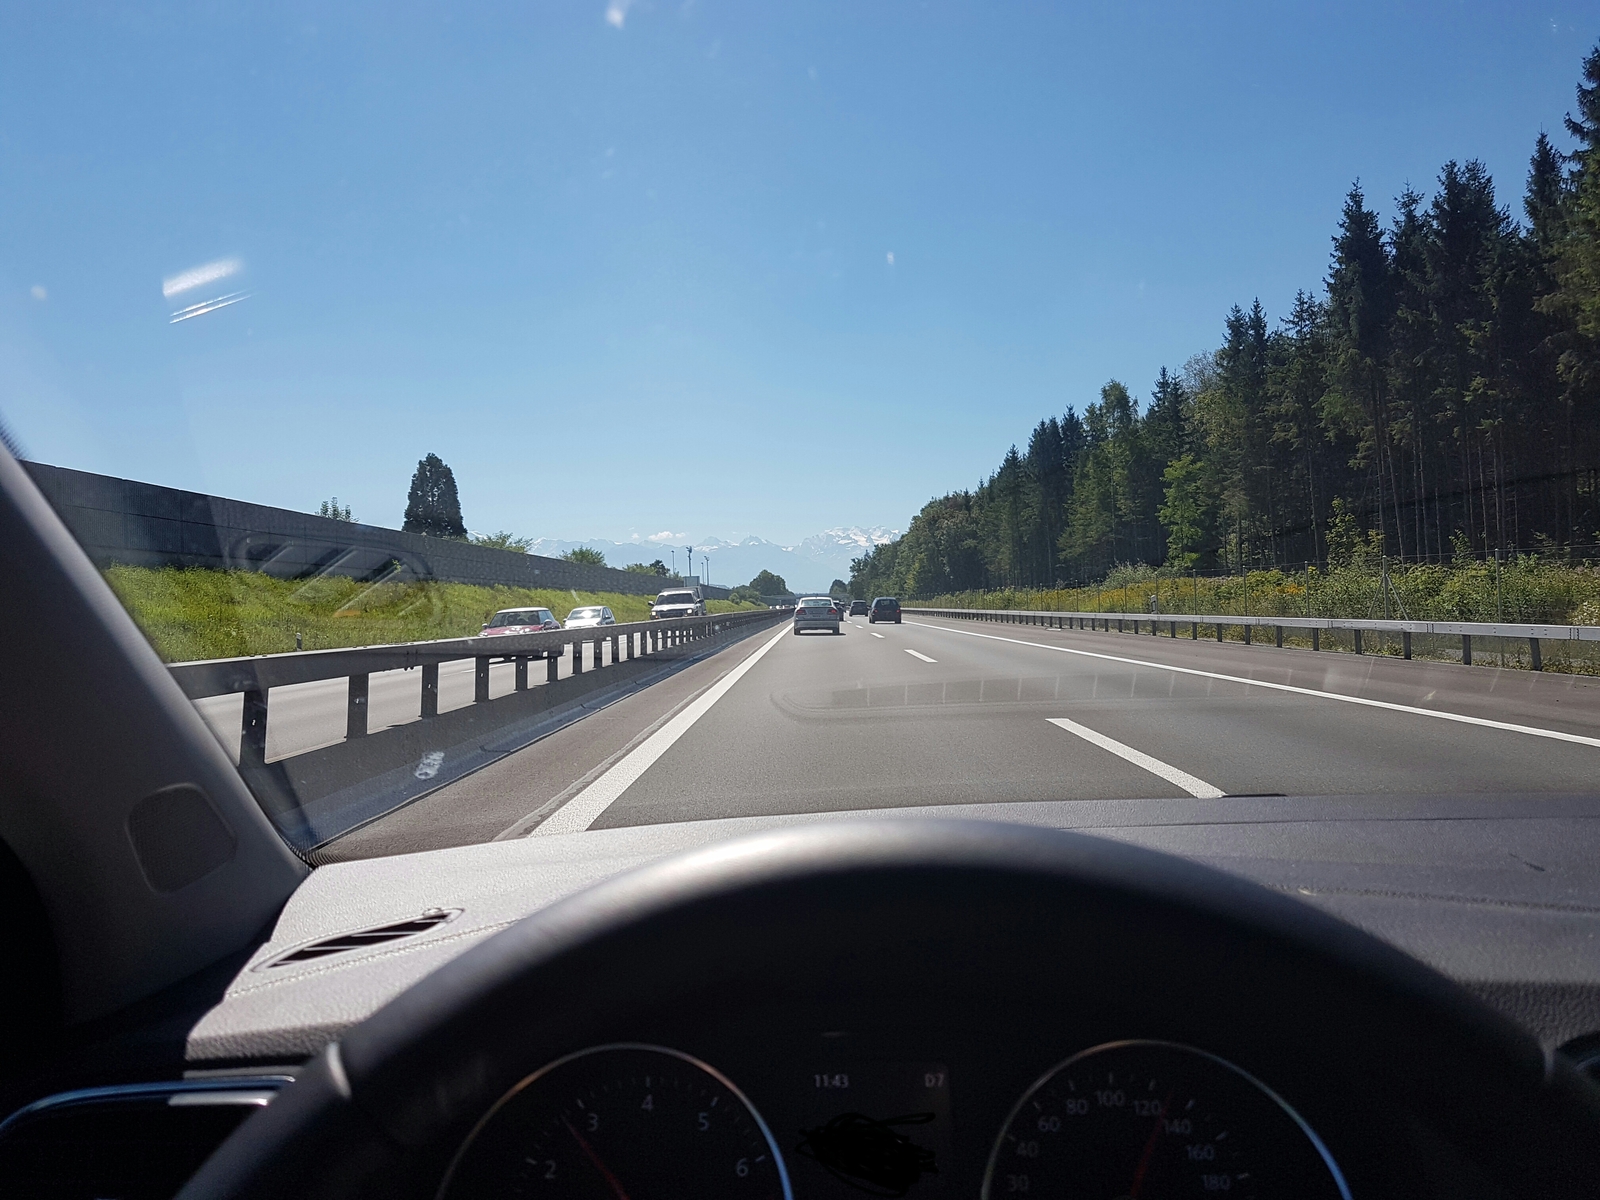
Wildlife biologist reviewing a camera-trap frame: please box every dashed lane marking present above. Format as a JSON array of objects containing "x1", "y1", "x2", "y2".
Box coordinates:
[
  {"x1": 907, "y1": 620, "x2": 1600, "y2": 751},
  {"x1": 1046, "y1": 716, "x2": 1224, "y2": 798}
]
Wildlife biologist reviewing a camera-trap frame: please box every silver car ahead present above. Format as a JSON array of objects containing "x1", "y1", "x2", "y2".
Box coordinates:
[
  {"x1": 564, "y1": 606, "x2": 617, "y2": 629},
  {"x1": 792, "y1": 595, "x2": 842, "y2": 635}
]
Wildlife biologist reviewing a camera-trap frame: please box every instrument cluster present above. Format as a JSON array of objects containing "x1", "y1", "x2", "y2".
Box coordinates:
[{"x1": 440, "y1": 1038, "x2": 1351, "y2": 1199}]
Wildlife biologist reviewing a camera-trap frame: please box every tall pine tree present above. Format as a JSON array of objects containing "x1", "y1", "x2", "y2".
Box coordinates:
[{"x1": 403, "y1": 453, "x2": 467, "y2": 539}]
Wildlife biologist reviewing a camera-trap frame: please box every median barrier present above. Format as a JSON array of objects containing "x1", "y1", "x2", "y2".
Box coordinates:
[{"x1": 168, "y1": 609, "x2": 785, "y2": 851}]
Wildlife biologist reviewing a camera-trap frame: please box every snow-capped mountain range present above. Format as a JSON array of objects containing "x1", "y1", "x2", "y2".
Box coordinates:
[{"x1": 522, "y1": 527, "x2": 899, "y2": 594}]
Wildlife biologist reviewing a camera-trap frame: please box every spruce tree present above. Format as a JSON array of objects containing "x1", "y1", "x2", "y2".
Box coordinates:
[
  {"x1": 1526, "y1": 132, "x2": 1567, "y2": 252},
  {"x1": 1563, "y1": 43, "x2": 1600, "y2": 164},
  {"x1": 402, "y1": 453, "x2": 467, "y2": 538}
]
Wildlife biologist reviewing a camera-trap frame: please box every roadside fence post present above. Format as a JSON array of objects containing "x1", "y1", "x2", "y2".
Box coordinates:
[
  {"x1": 241, "y1": 687, "x2": 268, "y2": 767},
  {"x1": 514, "y1": 657, "x2": 528, "y2": 691},
  {"x1": 1462, "y1": 634, "x2": 1473, "y2": 666},
  {"x1": 1402, "y1": 632, "x2": 1412, "y2": 660},
  {"x1": 1530, "y1": 637, "x2": 1543, "y2": 671},
  {"x1": 474, "y1": 656, "x2": 490, "y2": 703},
  {"x1": 347, "y1": 674, "x2": 369, "y2": 738},
  {"x1": 421, "y1": 664, "x2": 439, "y2": 717}
]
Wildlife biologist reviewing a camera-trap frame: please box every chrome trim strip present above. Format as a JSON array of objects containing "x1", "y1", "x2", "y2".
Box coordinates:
[{"x1": 0, "y1": 1076, "x2": 294, "y2": 1139}]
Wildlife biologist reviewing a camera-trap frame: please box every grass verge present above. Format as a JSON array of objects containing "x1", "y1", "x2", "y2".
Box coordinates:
[
  {"x1": 104, "y1": 565, "x2": 765, "y2": 663},
  {"x1": 913, "y1": 557, "x2": 1600, "y2": 674}
]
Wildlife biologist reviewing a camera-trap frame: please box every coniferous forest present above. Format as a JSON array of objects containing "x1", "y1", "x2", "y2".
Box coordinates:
[{"x1": 852, "y1": 45, "x2": 1600, "y2": 601}]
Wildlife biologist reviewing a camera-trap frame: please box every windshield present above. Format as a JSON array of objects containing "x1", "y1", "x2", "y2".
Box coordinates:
[
  {"x1": 488, "y1": 611, "x2": 543, "y2": 627},
  {"x1": 7, "y1": 7, "x2": 1600, "y2": 868}
]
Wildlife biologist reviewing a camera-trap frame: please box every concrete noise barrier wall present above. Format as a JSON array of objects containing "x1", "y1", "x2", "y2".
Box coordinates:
[{"x1": 24, "y1": 461, "x2": 676, "y2": 596}]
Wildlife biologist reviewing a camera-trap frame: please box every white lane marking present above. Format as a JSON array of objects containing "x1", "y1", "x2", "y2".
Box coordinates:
[
  {"x1": 904, "y1": 648, "x2": 938, "y2": 663},
  {"x1": 870, "y1": 631, "x2": 886, "y2": 639},
  {"x1": 531, "y1": 625, "x2": 790, "y2": 836},
  {"x1": 1047, "y1": 717, "x2": 1224, "y2": 798},
  {"x1": 907, "y1": 621, "x2": 1600, "y2": 750}
]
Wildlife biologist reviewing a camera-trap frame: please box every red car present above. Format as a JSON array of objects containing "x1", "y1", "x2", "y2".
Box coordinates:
[{"x1": 479, "y1": 607, "x2": 564, "y2": 657}]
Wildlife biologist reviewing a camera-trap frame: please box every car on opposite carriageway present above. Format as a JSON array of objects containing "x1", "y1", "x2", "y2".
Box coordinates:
[
  {"x1": 564, "y1": 606, "x2": 617, "y2": 629},
  {"x1": 478, "y1": 607, "x2": 564, "y2": 657},
  {"x1": 651, "y1": 589, "x2": 705, "y2": 619}
]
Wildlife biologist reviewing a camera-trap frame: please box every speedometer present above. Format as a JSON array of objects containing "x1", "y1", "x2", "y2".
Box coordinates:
[
  {"x1": 439, "y1": 1044, "x2": 792, "y2": 1199},
  {"x1": 982, "y1": 1041, "x2": 1349, "y2": 1199}
]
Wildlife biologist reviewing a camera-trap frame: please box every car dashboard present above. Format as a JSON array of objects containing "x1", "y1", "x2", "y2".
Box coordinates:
[{"x1": 6, "y1": 803, "x2": 1600, "y2": 1200}]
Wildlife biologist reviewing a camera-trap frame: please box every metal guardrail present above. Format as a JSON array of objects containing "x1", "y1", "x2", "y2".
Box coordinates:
[
  {"x1": 903, "y1": 607, "x2": 1600, "y2": 672},
  {"x1": 168, "y1": 609, "x2": 785, "y2": 768}
]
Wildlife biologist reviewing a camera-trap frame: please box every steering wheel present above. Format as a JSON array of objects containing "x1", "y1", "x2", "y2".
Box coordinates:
[{"x1": 178, "y1": 820, "x2": 1600, "y2": 1198}]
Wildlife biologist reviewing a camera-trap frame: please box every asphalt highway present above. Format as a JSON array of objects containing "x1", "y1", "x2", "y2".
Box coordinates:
[{"x1": 318, "y1": 613, "x2": 1600, "y2": 859}]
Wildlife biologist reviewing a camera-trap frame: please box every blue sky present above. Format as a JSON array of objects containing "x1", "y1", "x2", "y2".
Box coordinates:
[{"x1": 1, "y1": 2, "x2": 1596, "y2": 547}]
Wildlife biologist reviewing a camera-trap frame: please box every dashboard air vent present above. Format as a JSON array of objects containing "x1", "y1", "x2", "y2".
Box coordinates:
[{"x1": 261, "y1": 908, "x2": 460, "y2": 969}]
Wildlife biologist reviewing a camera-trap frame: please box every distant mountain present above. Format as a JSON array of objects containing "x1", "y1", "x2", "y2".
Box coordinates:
[
  {"x1": 793, "y1": 527, "x2": 900, "y2": 564},
  {"x1": 520, "y1": 526, "x2": 899, "y2": 594}
]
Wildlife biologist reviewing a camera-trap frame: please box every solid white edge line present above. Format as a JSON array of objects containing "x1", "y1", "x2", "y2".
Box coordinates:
[
  {"x1": 531, "y1": 625, "x2": 791, "y2": 836},
  {"x1": 904, "y1": 648, "x2": 937, "y2": 663},
  {"x1": 907, "y1": 620, "x2": 1600, "y2": 750},
  {"x1": 1046, "y1": 716, "x2": 1224, "y2": 798}
]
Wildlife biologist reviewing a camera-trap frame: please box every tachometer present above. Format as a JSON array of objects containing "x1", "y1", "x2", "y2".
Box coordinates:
[
  {"x1": 439, "y1": 1044, "x2": 792, "y2": 1199},
  {"x1": 982, "y1": 1040, "x2": 1349, "y2": 1199}
]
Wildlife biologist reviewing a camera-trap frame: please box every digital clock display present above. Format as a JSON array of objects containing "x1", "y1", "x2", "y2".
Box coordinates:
[{"x1": 772, "y1": 1060, "x2": 954, "y2": 1199}]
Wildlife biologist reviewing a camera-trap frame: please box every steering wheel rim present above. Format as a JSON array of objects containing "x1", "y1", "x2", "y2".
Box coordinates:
[{"x1": 178, "y1": 819, "x2": 1600, "y2": 1198}]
